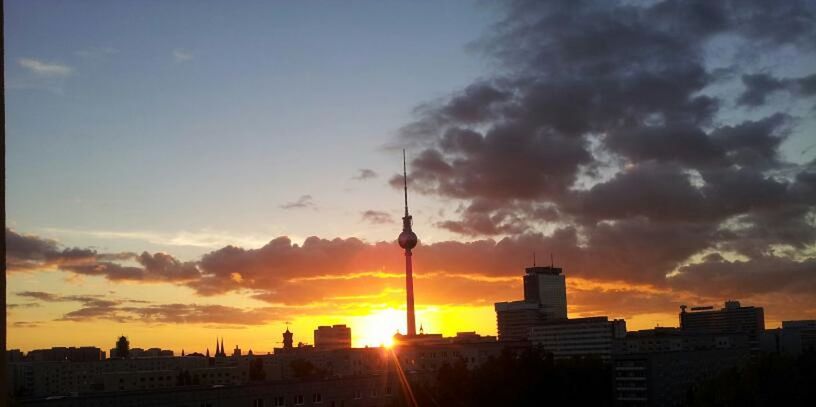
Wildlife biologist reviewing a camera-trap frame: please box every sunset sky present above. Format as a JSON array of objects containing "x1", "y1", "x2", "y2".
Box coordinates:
[{"x1": 6, "y1": 0, "x2": 816, "y2": 354}]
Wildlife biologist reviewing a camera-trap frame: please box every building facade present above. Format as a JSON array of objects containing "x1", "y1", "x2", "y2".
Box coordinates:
[
  {"x1": 530, "y1": 316, "x2": 626, "y2": 361},
  {"x1": 613, "y1": 329, "x2": 751, "y2": 407},
  {"x1": 679, "y1": 300, "x2": 765, "y2": 351},
  {"x1": 522, "y1": 266, "x2": 567, "y2": 319}
]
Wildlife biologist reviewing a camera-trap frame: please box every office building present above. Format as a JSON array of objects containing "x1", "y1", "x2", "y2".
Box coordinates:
[
  {"x1": 613, "y1": 329, "x2": 751, "y2": 407},
  {"x1": 495, "y1": 264, "x2": 569, "y2": 341},
  {"x1": 679, "y1": 300, "x2": 764, "y2": 350},
  {"x1": 314, "y1": 324, "x2": 352, "y2": 350},
  {"x1": 529, "y1": 316, "x2": 625, "y2": 361},
  {"x1": 523, "y1": 265, "x2": 567, "y2": 319}
]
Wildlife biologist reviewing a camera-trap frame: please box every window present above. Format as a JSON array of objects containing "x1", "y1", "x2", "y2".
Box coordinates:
[
  {"x1": 385, "y1": 386, "x2": 392, "y2": 396},
  {"x1": 294, "y1": 395, "x2": 304, "y2": 405},
  {"x1": 370, "y1": 389, "x2": 377, "y2": 398},
  {"x1": 272, "y1": 396, "x2": 285, "y2": 407},
  {"x1": 353, "y1": 390, "x2": 362, "y2": 399},
  {"x1": 253, "y1": 399, "x2": 264, "y2": 407},
  {"x1": 312, "y1": 393, "x2": 322, "y2": 403}
]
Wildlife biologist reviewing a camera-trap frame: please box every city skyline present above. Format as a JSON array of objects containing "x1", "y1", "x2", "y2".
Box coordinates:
[{"x1": 6, "y1": 0, "x2": 816, "y2": 356}]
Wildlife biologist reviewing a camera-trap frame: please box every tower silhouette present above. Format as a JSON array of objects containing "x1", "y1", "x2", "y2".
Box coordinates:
[
  {"x1": 397, "y1": 150, "x2": 419, "y2": 337},
  {"x1": 283, "y1": 326, "x2": 293, "y2": 349}
]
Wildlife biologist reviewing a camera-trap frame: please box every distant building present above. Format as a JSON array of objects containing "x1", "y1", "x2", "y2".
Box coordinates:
[
  {"x1": 679, "y1": 300, "x2": 765, "y2": 351},
  {"x1": 450, "y1": 332, "x2": 497, "y2": 343},
  {"x1": 283, "y1": 327, "x2": 294, "y2": 349},
  {"x1": 26, "y1": 347, "x2": 104, "y2": 362},
  {"x1": 613, "y1": 328, "x2": 751, "y2": 407},
  {"x1": 495, "y1": 301, "x2": 550, "y2": 341},
  {"x1": 314, "y1": 325, "x2": 352, "y2": 350},
  {"x1": 495, "y1": 264, "x2": 569, "y2": 341},
  {"x1": 114, "y1": 336, "x2": 130, "y2": 359},
  {"x1": 761, "y1": 319, "x2": 816, "y2": 356},
  {"x1": 530, "y1": 316, "x2": 625, "y2": 361}
]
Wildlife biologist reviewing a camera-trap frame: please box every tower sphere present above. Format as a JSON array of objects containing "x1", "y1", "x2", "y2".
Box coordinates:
[{"x1": 398, "y1": 230, "x2": 418, "y2": 249}]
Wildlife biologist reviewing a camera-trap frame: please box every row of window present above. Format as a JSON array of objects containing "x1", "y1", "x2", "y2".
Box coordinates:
[{"x1": 253, "y1": 387, "x2": 393, "y2": 407}]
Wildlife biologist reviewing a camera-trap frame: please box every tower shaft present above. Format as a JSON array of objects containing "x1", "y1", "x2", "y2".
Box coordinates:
[{"x1": 405, "y1": 250, "x2": 416, "y2": 336}]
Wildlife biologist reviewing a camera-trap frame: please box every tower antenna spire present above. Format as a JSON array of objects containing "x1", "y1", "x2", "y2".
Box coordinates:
[
  {"x1": 398, "y1": 149, "x2": 418, "y2": 337},
  {"x1": 403, "y1": 149, "x2": 409, "y2": 217}
]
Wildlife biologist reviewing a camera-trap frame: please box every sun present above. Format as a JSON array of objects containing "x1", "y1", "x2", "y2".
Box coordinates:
[{"x1": 351, "y1": 308, "x2": 404, "y2": 348}]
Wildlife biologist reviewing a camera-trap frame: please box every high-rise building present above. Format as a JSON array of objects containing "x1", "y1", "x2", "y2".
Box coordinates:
[
  {"x1": 495, "y1": 264, "x2": 569, "y2": 341},
  {"x1": 523, "y1": 265, "x2": 567, "y2": 319},
  {"x1": 679, "y1": 300, "x2": 765, "y2": 351},
  {"x1": 314, "y1": 324, "x2": 352, "y2": 350}
]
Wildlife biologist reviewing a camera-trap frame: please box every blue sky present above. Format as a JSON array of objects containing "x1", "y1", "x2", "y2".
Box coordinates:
[{"x1": 6, "y1": 0, "x2": 496, "y2": 258}]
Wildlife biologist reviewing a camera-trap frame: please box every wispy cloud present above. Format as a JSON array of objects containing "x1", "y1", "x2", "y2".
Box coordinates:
[
  {"x1": 7, "y1": 303, "x2": 41, "y2": 309},
  {"x1": 40, "y1": 227, "x2": 270, "y2": 249},
  {"x1": 13, "y1": 321, "x2": 42, "y2": 328},
  {"x1": 17, "y1": 58, "x2": 72, "y2": 76},
  {"x1": 280, "y1": 195, "x2": 315, "y2": 210},
  {"x1": 361, "y1": 210, "x2": 394, "y2": 224},
  {"x1": 172, "y1": 49, "x2": 193, "y2": 62},
  {"x1": 353, "y1": 169, "x2": 378, "y2": 181}
]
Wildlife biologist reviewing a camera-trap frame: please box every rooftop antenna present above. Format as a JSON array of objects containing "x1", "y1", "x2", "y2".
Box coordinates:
[
  {"x1": 550, "y1": 253, "x2": 554, "y2": 268},
  {"x1": 403, "y1": 149, "x2": 409, "y2": 218},
  {"x1": 533, "y1": 251, "x2": 536, "y2": 266}
]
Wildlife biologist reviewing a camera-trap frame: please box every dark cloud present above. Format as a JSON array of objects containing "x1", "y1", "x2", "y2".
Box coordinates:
[
  {"x1": 7, "y1": 303, "x2": 41, "y2": 309},
  {"x1": 14, "y1": 289, "x2": 284, "y2": 326},
  {"x1": 670, "y1": 255, "x2": 816, "y2": 298},
  {"x1": 6, "y1": 228, "x2": 100, "y2": 271},
  {"x1": 737, "y1": 74, "x2": 788, "y2": 107},
  {"x1": 360, "y1": 210, "x2": 394, "y2": 224},
  {"x1": 381, "y1": 0, "x2": 816, "y2": 318},
  {"x1": 10, "y1": 227, "x2": 816, "y2": 324},
  {"x1": 59, "y1": 303, "x2": 283, "y2": 326},
  {"x1": 352, "y1": 169, "x2": 378, "y2": 181},
  {"x1": 280, "y1": 194, "x2": 315, "y2": 209},
  {"x1": 13, "y1": 322, "x2": 42, "y2": 328},
  {"x1": 16, "y1": 291, "x2": 61, "y2": 302},
  {"x1": 738, "y1": 74, "x2": 816, "y2": 107},
  {"x1": 7, "y1": 228, "x2": 201, "y2": 283},
  {"x1": 393, "y1": 0, "x2": 815, "y2": 230}
]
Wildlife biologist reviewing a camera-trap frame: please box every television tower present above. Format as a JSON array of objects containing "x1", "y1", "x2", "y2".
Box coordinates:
[{"x1": 398, "y1": 150, "x2": 418, "y2": 337}]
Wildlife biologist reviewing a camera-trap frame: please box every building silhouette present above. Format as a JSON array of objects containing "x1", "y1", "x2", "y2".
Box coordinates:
[
  {"x1": 495, "y1": 263, "x2": 568, "y2": 341},
  {"x1": 113, "y1": 336, "x2": 129, "y2": 359},
  {"x1": 529, "y1": 316, "x2": 625, "y2": 361},
  {"x1": 314, "y1": 325, "x2": 352, "y2": 350},
  {"x1": 680, "y1": 300, "x2": 765, "y2": 351},
  {"x1": 283, "y1": 327, "x2": 293, "y2": 349},
  {"x1": 613, "y1": 328, "x2": 751, "y2": 406}
]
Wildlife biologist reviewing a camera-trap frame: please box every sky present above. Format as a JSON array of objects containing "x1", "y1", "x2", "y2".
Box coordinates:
[{"x1": 5, "y1": 0, "x2": 816, "y2": 354}]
